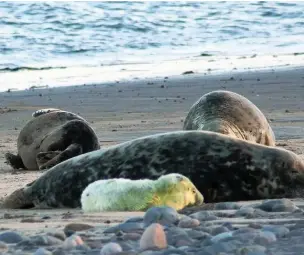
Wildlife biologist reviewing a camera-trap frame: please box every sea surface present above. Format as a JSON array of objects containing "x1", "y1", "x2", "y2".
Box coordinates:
[{"x1": 0, "y1": 1, "x2": 304, "y2": 91}]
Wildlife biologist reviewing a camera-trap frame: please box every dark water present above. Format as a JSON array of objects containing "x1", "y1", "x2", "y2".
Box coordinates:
[{"x1": 0, "y1": 1, "x2": 304, "y2": 71}]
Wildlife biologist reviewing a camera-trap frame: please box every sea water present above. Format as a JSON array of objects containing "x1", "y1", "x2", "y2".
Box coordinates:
[{"x1": 0, "y1": 1, "x2": 304, "y2": 91}]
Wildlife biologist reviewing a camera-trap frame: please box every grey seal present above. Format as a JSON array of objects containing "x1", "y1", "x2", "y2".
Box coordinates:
[
  {"x1": 4, "y1": 108, "x2": 100, "y2": 170},
  {"x1": 2, "y1": 130, "x2": 304, "y2": 209},
  {"x1": 183, "y1": 90, "x2": 275, "y2": 146}
]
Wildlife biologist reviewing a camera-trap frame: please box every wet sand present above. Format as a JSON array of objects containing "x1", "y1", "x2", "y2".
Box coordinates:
[{"x1": 0, "y1": 66, "x2": 303, "y2": 234}]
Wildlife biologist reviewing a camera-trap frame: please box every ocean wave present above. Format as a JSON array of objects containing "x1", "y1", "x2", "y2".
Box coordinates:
[
  {"x1": 0, "y1": 1, "x2": 303, "y2": 70},
  {"x1": 0, "y1": 66, "x2": 66, "y2": 72}
]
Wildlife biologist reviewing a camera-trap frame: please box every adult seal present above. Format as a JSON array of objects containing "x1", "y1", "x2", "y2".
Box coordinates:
[
  {"x1": 2, "y1": 130, "x2": 304, "y2": 209},
  {"x1": 4, "y1": 108, "x2": 100, "y2": 170},
  {"x1": 183, "y1": 90, "x2": 276, "y2": 146}
]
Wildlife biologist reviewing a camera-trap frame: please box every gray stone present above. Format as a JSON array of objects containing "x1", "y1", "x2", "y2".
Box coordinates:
[
  {"x1": 62, "y1": 234, "x2": 84, "y2": 249},
  {"x1": 165, "y1": 227, "x2": 192, "y2": 246},
  {"x1": 47, "y1": 230, "x2": 67, "y2": 241},
  {"x1": 30, "y1": 235, "x2": 63, "y2": 246},
  {"x1": 104, "y1": 222, "x2": 144, "y2": 234},
  {"x1": 261, "y1": 225, "x2": 289, "y2": 237},
  {"x1": 100, "y1": 242, "x2": 123, "y2": 255},
  {"x1": 214, "y1": 202, "x2": 241, "y2": 210},
  {"x1": 203, "y1": 240, "x2": 242, "y2": 254},
  {"x1": 0, "y1": 241, "x2": 8, "y2": 253},
  {"x1": 143, "y1": 206, "x2": 180, "y2": 227},
  {"x1": 160, "y1": 248, "x2": 188, "y2": 255},
  {"x1": 0, "y1": 231, "x2": 25, "y2": 244},
  {"x1": 189, "y1": 211, "x2": 218, "y2": 221},
  {"x1": 125, "y1": 216, "x2": 144, "y2": 223},
  {"x1": 33, "y1": 248, "x2": 53, "y2": 255},
  {"x1": 236, "y1": 245, "x2": 266, "y2": 255},
  {"x1": 186, "y1": 229, "x2": 211, "y2": 240},
  {"x1": 235, "y1": 207, "x2": 254, "y2": 217},
  {"x1": 254, "y1": 231, "x2": 276, "y2": 245},
  {"x1": 210, "y1": 226, "x2": 230, "y2": 236},
  {"x1": 211, "y1": 231, "x2": 233, "y2": 243},
  {"x1": 255, "y1": 199, "x2": 298, "y2": 212},
  {"x1": 178, "y1": 216, "x2": 200, "y2": 228}
]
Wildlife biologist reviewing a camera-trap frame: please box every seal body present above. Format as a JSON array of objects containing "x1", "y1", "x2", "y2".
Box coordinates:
[
  {"x1": 183, "y1": 90, "x2": 275, "y2": 146},
  {"x1": 81, "y1": 173, "x2": 204, "y2": 212},
  {"x1": 3, "y1": 131, "x2": 304, "y2": 209},
  {"x1": 5, "y1": 108, "x2": 100, "y2": 170}
]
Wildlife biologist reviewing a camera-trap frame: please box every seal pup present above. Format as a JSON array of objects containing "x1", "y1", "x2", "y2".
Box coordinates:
[
  {"x1": 3, "y1": 130, "x2": 304, "y2": 209},
  {"x1": 81, "y1": 173, "x2": 204, "y2": 212},
  {"x1": 5, "y1": 108, "x2": 100, "y2": 170},
  {"x1": 183, "y1": 90, "x2": 275, "y2": 146}
]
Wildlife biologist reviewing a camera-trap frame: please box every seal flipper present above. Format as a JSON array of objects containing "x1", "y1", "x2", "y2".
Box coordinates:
[
  {"x1": 38, "y1": 143, "x2": 83, "y2": 170},
  {"x1": 36, "y1": 151, "x2": 61, "y2": 169},
  {"x1": 4, "y1": 152, "x2": 26, "y2": 170},
  {"x1": 2, "y1": 187, "x2": 33, "y2": 209}
]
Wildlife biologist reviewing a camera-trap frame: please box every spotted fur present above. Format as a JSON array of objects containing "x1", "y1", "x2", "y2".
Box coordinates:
[
  {"x1": 183, "y1": 90, "x2": 275, "y2": 146},
  {"x1": 3, "y1": 130, "x2": 304, "y2": 209}
]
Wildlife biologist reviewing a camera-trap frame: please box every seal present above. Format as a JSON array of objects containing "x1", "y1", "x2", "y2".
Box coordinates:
[
  {"x1": 183, "y1": 90, "x2": 276, "y2": 146},
  {"x1": 2, "y1": 130, "x2": 304, "y2": 209},
  {"x1": 81, "y1": 173, "x2": 204, "y2": 212},
  {"x1": 4, "y1": 108, "x2": 100, "y2": 170}
]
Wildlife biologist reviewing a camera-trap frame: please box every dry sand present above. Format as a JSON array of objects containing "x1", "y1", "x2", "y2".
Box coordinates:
[{"x1": 0, "y1": 66, "x2": 303, "y2": 235}]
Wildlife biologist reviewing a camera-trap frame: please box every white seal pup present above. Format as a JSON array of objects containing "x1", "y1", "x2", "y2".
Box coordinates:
[
  {"x1": 81, "y1": 173, "x2": 204, "y2": 212},
  {"x1": 183, "y1": 90, "x2": 275, "y2": 146}
]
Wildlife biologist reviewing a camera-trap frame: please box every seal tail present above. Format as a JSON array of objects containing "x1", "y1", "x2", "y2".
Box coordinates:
[{"x1": 1, "y1": 188, "x2": 34, "y2": 209}]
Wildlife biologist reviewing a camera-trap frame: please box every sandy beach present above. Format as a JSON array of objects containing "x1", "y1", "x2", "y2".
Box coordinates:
[{"x1": 0, "y1": 66, "x2": 304, "y2": 253}]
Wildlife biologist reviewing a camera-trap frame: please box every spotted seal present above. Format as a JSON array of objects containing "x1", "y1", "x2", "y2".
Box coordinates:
[
  {"x1": 2, "y1": 130, "x2": 304, "y2": 209},
  {"x1": 4, "y1": 108, "x2": 100, "y2": 170},
  {"x1": 183, "y1": 90, "x2": 275, "y2": 146}
]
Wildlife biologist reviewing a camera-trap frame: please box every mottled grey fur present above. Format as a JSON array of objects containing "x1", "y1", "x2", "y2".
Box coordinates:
[
  {"x1": 5, "y1": 109, "x2": 100, "y2": 170},
  {"x1": 183, "y1": 90, "x2": 275, "y2": 146},
  {"x1": 3, "y1": 130, "x2": 304, "y2": 209}
]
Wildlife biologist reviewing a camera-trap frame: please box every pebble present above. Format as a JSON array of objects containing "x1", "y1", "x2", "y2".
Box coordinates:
[
  {"x1": 143, "y1": 206, "x2": 180, "y2": 227},
  {"x1": 214, "y1": 202, "x2": 241, "y2": 210},
  {"x1": 17, "y1": 235, "x2": 63, "y2": 247},
  {"x1": 204, "y1": 239, "x2": 242, "y2": 254},
  {"x1": 254, "y1": 231, "x2": 277, "y2": 245},
  {"x1": 255, "y1": 198, "x2": 298, "y2": 212},
  {"x1": 2, "y1": 200, "x2": 303, "y2": 254},
  {"x1": 139, "y1": 223, "x2": 167, "y2": 250},
  {"x1": 177, "y1": 216, "x2": 200, "y2": 228},
  {"x1": 237, "y1": 245, "x2": 266, "y2": 255},
  {"x1": 100, "y1": 242, "x2": 123, "y2": 255},
  {"x1": 210, "y1": 226, "x2": 230, "y2": 236},
  {"x1": 125, "y1": 216, "x2": 144, "y2": 223},
  {"x1": 261, "y1": 225, "x2": 289, "y2": 237},
  {"x1": 0, "y1": 241, "x2": 8, "y2": 253},
  {"x1": 104, "y1": 222, "x2": 144, "y2": 234},
  {"x1": 47, "y1": 230, "x2": 67, "y2": 241},
  {"x1": 62, "y1": 234, "x2": 84, "y2": 249},
  {"x1": 0, "y1": 231, "x2": 25, "y2": 244},
  {"x1": 33, "y1": 247, "x2": 53, "y2": 255},
  {"x1": 64, "y1": 223, "x2": 94, "y2": 232},
  {"x1": 189, "y1": 211, "x2": 218, "y2": 221}
]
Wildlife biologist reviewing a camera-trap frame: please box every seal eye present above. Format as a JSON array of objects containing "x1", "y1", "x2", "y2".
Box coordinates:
[{"x1": 192, "y1": 188, "x2": 196, "y2": 194}]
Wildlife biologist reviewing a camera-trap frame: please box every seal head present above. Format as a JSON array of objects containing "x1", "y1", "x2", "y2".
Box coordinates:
[{"x1": 183, "y1": 90, "x2": 275, "y2": 146}]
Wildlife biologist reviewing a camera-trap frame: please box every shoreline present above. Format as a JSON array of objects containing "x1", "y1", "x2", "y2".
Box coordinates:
[{"x1": 1, "y1": 52, "x2": 304, "y2": 93}]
